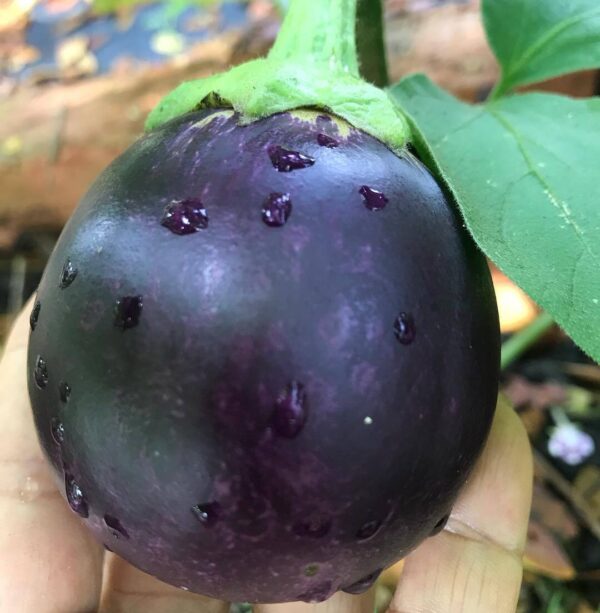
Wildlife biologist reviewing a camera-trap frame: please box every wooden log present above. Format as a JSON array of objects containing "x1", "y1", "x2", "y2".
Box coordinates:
[{"x1": 0, "y1": 33, "x2": 239, "y2": 247}]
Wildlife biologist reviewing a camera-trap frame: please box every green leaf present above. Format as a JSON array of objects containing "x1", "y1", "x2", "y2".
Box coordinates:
[
  {"x1": 390, "y1": 74, "x2": 600, "y2": 362},
  {"x1": 484, "y1": 0, "x2": 600, "y2": 99}
]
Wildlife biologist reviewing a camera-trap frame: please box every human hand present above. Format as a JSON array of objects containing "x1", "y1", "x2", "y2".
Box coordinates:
[{"x1": 0, "y1": 300, "x2": 532, "y2": 613}]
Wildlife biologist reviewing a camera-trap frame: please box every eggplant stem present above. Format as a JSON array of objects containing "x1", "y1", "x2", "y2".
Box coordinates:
[{"x1": 268, "y1": 0, "x2": 360, "y2": 77}]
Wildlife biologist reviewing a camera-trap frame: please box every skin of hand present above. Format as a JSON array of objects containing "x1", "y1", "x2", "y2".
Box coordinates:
[{"x1": 0, "y1": 299, "x2": 532, "y2": 613}]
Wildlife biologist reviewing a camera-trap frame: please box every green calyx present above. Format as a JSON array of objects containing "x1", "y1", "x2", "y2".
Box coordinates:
[{"x1": 145, "y1": 0, "x2": 409, "y2": 153}]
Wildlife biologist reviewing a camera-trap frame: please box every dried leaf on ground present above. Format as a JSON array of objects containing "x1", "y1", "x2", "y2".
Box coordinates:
[
  {"x1": 247, "y1": 0, "x2": 275, "y2": 21},
  {"x1": 531, "y1": 482, "x2": 579, "y2": 540},
  {"x1": 150, "y1": 30, "x2": 186, "y2": 56},
  {"x1": 504, "y1": 375, "x2": 567, "y2": 411},
  {"x1": 564, "y1": 362, "x2": 600, "y2": 388},
  {"x1": 229, "y1": 18, "x2": 279, "y2": 65},
  {"x1": 56, "y1": 35, "x2": 98, "y2": 80},
  {"x1": 56, "y1": 35, "x2": 89, "y2": 69},
  {"x1": 573, "y1": 466, "x2": 600, "y2": 525},
  {"x1": 1, "y1": 135, "x2": 23, "y2": 158},
  {"x1": 182, "y1": 10, "x2": 220, "y2": 33},
  {"x1": 4, "y1": 43, "x2": 40, "y2": 72},
  {"x1": 0, "y1": 77, "x2": 17, "y2": 99},
  {"x1": 0, "y1": 0, "x2": 37, "y2": 34},
  {"x1": 518, "y1": 407, "x2": 547, "y2": 438},
  {"x1": 41, "y1": 0, "x2": 83, "y2": 16},
  {"x1": 535, "y1": 452, "x2": 600, "y2": 542},
  {"x1": 524, "y1": 520, "x2": 576, "y2": 580}
]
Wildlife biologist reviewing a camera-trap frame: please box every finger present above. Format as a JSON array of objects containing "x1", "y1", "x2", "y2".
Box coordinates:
[
  {"x1": 389, "y1": 395, "x2": 533, "y2": 613},
  {"x1": 255, "y1": 588, "x2": 375, "y2": 613},
  {"x1": 0, "y1": 297, "x2": 105, "y2": 612},
  {"x1": 99, "y1": 553, "x2": 230, "y2": 613}
]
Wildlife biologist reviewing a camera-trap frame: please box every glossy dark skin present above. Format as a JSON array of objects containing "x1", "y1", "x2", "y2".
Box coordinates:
[{"x1": 27, "y1": 108, "x2": 500, "y2": 603}]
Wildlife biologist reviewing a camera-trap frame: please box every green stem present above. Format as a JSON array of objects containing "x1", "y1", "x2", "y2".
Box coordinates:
[
  {"x1": 146, "y1": 0, "x2": 410, "y2": 149},
  {"x1": 500, "y1": 311, "x2": 555, "y2": 370},
  {"x1": 549, "y1": 406, "x2": 571, "y2": 427},
  {"x1": 356, "y1": 0, "x2": 388, "y2": 87},
  {"x1": 487, "y1": 77, "x2": 512, "y2": 103},
  {"x1": 268, "y1": 0, "x2": 360, "y2": 78}
]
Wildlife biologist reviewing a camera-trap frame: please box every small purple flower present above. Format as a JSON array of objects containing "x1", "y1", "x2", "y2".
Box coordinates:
[{"x1": 548, "y1": 423, "x2": 595, "y2": 465}]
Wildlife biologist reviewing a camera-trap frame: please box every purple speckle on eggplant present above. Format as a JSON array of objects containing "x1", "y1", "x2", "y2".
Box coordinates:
[
  {"x1": 268, "y1": 144, "x2": 315, "y2": 172},
  {"x1": 161, "y1": 198, "x2": 209, "y2": 235},
  {"x1": 317, "y1": 133, "x2": 339, "y2": 148}
]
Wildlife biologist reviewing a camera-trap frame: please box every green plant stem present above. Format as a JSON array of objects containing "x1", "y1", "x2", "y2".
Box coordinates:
[
  {"x1": 268, "y1": 0, "x2": 360, "y2": 77},
  {"x1": 500, "y1": 311, "x2": 555, "y2": 370},
  {"x1": 146, "y1": 0, "x2": 410, "y2": 149},
  {"x1": 356, "y1": 0, "x2": 388, "y2": 86},
  {"x1": 487, "y1": 77, "x2": 512, "y2": 102},
  {"x1": 549, "y1": 406, "x2": 570, "y2": 427}
]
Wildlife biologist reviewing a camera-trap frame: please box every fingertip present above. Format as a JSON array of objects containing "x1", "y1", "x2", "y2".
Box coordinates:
[
  {"x1": 0, "y1": 292, "x2": 105, "y2": 612},
  {"x1": 2, "y1": 294, "x2": 36, "y2": 357},
  {"x1": 99, "y1": 555, "x2": 230, "y2": 613},
  {"x1": 255, "y1": 588, "x2": 375, "y2": 613},
  {"x1": 449, "y1": 394, "x2": 533, "y2": 555},
  {"x1": 390, "y1": 395, "x2": 532, "y2": 613}
]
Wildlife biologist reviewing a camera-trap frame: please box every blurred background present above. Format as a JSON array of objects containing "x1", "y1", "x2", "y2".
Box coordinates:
[{"x1": 1, "y1": 0, "x2": 599, "y2": 610}]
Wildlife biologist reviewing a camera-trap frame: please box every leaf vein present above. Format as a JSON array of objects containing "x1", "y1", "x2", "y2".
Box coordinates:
[
  {"x1": 499, "y1": 170, "x2": 534, "y2": 249},
  {"x1": 488, "y1": 108, "x2": 599, "y2": 271},
  {"x1": 430, "y1": 110, "x2": 485, "y2": 147}
]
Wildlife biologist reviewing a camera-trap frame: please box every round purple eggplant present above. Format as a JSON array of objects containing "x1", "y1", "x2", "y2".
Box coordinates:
[{"x1": 27, "y1": 108, "x2": 500, "y2": 603}]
